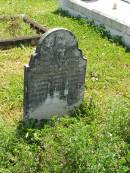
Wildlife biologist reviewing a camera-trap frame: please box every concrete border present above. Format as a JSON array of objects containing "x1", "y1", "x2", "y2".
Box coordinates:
[{"x1": 59, "y1": 0, "x2": 130, "y2": 47}]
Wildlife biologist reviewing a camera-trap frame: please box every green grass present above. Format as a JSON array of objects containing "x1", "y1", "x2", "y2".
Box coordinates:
[
  {"x1": 0, "y1": 18, "x2": 37, "y2": 39},
  {"x1": 0, "y1": 0, "x2": 130, "y2": 172}
]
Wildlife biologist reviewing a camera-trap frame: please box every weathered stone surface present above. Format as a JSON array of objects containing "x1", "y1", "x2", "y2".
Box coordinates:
[{"x1": 24, "y1": 28, "x2": 87, "y2": 120}]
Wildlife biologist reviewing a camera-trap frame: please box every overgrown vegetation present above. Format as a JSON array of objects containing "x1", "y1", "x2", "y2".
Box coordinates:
[
  {"x1": 0, "y1": 0, "x2": 130, "y2": 172},
  {"x1": 0, "y1": 17, "x2": 37, "y2": 39}
]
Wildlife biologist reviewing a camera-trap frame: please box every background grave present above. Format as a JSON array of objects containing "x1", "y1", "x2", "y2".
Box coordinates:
[{"x1": 0, "y1": 15, "x2": 48, "y2": 49}]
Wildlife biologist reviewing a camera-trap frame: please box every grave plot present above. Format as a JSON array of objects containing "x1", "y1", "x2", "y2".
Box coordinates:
[{"x1": 0, "y1": 15, "x2": 48, "y2": 49}]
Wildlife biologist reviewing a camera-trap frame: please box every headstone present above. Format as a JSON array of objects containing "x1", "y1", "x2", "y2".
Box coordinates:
[{"x1": 24, "y1": 28, "x2": 87, "y2": 120}]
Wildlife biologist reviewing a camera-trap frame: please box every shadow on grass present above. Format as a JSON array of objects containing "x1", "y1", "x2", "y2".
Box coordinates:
[
  {"x1": 53, "y1": 9, "x2": 130, "y2": 52},
  {"x1": 16, "y1": 118, "x2": 51, "y2": 145},
  {"x1": 16, "y1": 97, "x2": 99, "y2": 143}
]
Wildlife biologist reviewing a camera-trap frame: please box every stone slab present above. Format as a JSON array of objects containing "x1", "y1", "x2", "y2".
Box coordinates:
[{"x1": 24, "y1": 28, "x2": 87, "y2": 120}]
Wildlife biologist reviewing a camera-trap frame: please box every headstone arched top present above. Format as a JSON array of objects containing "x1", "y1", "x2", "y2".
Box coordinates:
[{"x1": 29, "y1": 28, "x2": 84, "y2": 68}]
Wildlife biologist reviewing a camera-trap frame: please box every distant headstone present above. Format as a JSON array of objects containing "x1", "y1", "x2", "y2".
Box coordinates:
[{"x1": 24, "y1": 28, "x2": 87, "y2": 120}]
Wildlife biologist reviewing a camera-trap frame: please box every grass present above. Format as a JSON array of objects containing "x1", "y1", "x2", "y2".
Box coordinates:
[
  {"x1": 0, "y1": 17, "x2": 37, "y2": 39},
  {"x1": 0, "y1": 0, "x2": 130, "y2": 172}
]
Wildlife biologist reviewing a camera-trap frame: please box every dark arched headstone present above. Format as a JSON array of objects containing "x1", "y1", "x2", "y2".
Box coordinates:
[{"x1": 24, "y1": 28, "x2": 87, "y2": 120}]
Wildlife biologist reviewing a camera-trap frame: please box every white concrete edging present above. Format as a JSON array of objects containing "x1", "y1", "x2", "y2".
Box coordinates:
[{"x1": 59, "y1": 0, "x2": 130, "y2": 47}]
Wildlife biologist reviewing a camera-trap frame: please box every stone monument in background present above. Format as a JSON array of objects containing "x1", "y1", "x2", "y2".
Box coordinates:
[{"x1": 24, "y1": 28, "x2": 87, "y2": 120}]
